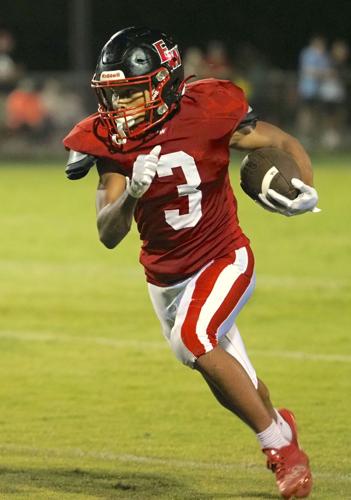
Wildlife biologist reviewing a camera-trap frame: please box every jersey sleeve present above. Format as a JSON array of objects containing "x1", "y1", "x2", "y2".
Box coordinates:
[
  {"x1": 64, "y1": 114, "x2": 131, "y2": 177},
  {"x1": 62, "y1": 113, "x2": 112, "y2": 159}
]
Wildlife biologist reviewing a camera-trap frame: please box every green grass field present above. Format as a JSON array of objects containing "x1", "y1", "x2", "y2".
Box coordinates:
[{"x1": 0, "y1": 154, "x2": 350, "y2": 499}]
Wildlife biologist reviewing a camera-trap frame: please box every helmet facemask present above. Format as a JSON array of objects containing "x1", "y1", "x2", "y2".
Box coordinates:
[{"x1": 92, "y1": 68, "x2": 173, "y2": 146}]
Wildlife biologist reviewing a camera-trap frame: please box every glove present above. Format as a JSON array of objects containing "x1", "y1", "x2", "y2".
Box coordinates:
[
  {"x1": 126, "y1": 145, "x2": 161, "y2": 198},
  {"x1": 258, "y1": 178, "x2": 321, "y2": 216}
]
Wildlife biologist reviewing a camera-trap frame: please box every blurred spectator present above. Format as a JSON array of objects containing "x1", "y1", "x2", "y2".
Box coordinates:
[
  {"x1": 233, "y1": 43, "x2": 272, "y2": 115},
  {"x1": 0, "y1": 29, "x2": 22, "y2": 131},
  {"x1": 5, "y1": 78, "x2": 51, "y2": 140},
  {"x1": 296, "y1": 35, "x2": 330, "y2": 146},
  {"x1": 319, "y1": 40, "x2": 349, "y2": 149},
  {"x1": 0, "y1": 29, "x2": 21, "y2": 91},
  {"x1": 183, "y1": 46, "x2": 209, "y2": 80},
  {"x1": 205, "y1": 40, "x2": 234, "y2": 80},
  {"x1": 41, "y1": 78, "x2": 85, "y2": 132}
]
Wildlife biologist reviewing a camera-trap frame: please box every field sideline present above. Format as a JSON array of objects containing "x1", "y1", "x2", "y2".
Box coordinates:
[{"x1": 0, "y1": 154, "x2": 350, "y2": 499}]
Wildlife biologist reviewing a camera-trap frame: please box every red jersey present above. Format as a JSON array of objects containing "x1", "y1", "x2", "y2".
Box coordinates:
[{"x1": 63, "y1": 79, "x2": 250, "y2": 286}]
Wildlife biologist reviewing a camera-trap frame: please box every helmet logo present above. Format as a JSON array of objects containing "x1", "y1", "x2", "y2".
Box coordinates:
[
  {"x1": 100, "y1": 70, "x2": 126, "y2": 81},
  {"x1": 153, "y1": 39, "x2": 181, "y2": 71}
]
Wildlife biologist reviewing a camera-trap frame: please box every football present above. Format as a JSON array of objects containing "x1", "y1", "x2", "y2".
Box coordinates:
[{"x1": 240, "y1": 147, "x2": 301, "y2": 203}]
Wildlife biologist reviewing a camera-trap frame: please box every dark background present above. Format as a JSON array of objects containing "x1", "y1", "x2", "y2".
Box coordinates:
[{"x1": 1, "y1": 0, "x2": 351, "y2": 72}]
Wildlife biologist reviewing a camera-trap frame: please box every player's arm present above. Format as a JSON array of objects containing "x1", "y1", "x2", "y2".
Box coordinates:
[
  {"x1": 96, "y1": 173, "x2": 137, "y2": 248},
  {"x1": 96, "y1": 144, "x2": 162, "y2": 248},
  {"x1": 230, "y1": 120, "x2": 313, "y2": 185},
  {"x1": 230, "y1": 121, "x2": 319, "y2": 215}
]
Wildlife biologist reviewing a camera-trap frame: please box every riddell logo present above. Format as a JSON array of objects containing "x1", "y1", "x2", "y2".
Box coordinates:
[
  {"x1": 153, "y1": 39, "x2": 181, "y2": 71},
  {"x1": 100, "y1": 70, "x2": 125, "y2": 81}
]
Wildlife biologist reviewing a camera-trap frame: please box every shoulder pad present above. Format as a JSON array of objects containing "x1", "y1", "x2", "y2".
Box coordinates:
[{"x1": 65, "y1": 150, "x2": 97, "y2": 180}]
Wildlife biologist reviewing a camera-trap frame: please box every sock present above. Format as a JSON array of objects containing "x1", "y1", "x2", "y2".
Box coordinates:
[
  {"x1": 256, "y1": 420, "x2": 290, "y2": 450},
  {"x1": 274, "y1": 409, "x2": 293, "y2": 443}
]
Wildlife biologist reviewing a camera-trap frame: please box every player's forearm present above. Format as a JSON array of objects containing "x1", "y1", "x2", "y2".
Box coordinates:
[
  {"x1": 261, "y1": 122, "x2": 314, "y2": 186},
  {"x1": 231, "y1": 121, "x2": 314, "y2": 186},
  {"x1": 280, "y1": 136, "x2": 313, "y2": 186},
  {"x1": 97, "y1": 190, "x2": 137, "y2": 248},
  {"x1": 257, "y1": 122, "x2": 314, "y2": 186}
]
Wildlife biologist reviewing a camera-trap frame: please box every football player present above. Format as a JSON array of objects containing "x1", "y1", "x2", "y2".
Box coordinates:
[{"x1": 64, "y1": 27, "x2": 318, "y2": 498}]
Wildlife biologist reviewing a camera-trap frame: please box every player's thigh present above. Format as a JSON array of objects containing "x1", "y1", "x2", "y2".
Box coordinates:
[
  {"x1": 148, "y1": 276, "x2": 192, "y2": 342},
  {"x1": 170, "y1": 246, "x2": 255, "y2": 367}
]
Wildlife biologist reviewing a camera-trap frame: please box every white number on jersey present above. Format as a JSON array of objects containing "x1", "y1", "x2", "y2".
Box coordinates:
[{"x1": 156, "y1": 151, "x2": 202, "y2": 230}]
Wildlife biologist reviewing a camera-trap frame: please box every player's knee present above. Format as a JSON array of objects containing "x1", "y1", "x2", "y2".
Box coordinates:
[
  {"x1": 169, "y1": 326, "x2": 198, "y2": 368},
  {"x1": 169, "y1": 325, "x2": 217, "y2": 368},
  {"x1": 169, "y1": 333, "x2": 196, "y2": 367}
]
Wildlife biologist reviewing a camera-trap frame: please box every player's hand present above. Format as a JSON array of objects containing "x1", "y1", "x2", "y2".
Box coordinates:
[
  {"x1": 258, "y1": 178, "x2": 321, "y2": 216},
  {"x1": 126, "y1": 145, "x2": 161, "y2": 198}
]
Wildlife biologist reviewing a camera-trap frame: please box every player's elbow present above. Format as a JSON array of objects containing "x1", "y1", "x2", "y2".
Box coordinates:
[
  {"x1": 98, "y1": 223, "x2": 130, "y2": 249},
  {"x1": 97, "y1": 210, "x2": 132, "y2": 249},
  {"x1": 99, "y1": 234, "x2": 118, "y2": 249},
  {"x1": 98, "y1": 227, "x2": 120, "y2": 249}
]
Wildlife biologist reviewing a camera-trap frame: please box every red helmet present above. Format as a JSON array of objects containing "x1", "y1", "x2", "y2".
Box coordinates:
[{"x1": 91, "y1": 26, "x2": 184, "y2": 146}]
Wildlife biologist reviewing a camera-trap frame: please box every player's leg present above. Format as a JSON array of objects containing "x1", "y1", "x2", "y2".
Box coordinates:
[
  {"x1": 148, "y1": 250, "x2": 271, "y2": 431},
  {"x1": 200, "y1": 368, "x2": 294, "y2": 443},
  {"x1": 219, "y1": 323, "x2": 277, "y2": 420},
  {"x1": 201, "y1": 372, "x2": 276, "y2": 420},
  {"x1": 219, "y1": 324, "x2": 295, "y2": 442},
  {"x1": 257, "y1": 378, "x2": 276, "y2": 419},
  {"x1": 149, "y1": 248, "x2": 294, "y2": 435},
  {"x1": 195, "y1": 345, "x2": 271, "y2": 432},
  {"x1": 192, "y1": 287, "x2": 294, "y2": 439},
  {"x1": 168, "y1": 246, "x2": 312, "y2": 497},
  {"x1": 199, "y1": 323, "x2": 294, "y2": 443},
  {"x1": 198, "y1": 322, "x2": 276, "y2": 420},
  {"x1": 168, "y1": 246, "x2": 276, "y2": 432},
  {"x1": 256, "y1": 378, "x2": 295, "y2": 443},
  {"x1": 148, "y1": 249, "x2": 312, "y2": 497}
]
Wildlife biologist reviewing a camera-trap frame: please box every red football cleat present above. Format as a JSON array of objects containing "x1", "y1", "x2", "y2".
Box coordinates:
[
  {"x1": 263, "y1": 443, "x2": 312, "y2": 498},
  {"x1": 278, "y1": 408, "x2": 299, "y2": 446}
]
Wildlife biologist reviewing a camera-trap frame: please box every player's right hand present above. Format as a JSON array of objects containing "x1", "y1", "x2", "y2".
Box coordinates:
[{"x1": 126, "y1": 145, "x2": 161, "y2": 198}]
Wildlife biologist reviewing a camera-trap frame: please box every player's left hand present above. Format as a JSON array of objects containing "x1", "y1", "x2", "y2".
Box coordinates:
[{"x1": 258, "y1": 178, "x2": 321, "y2": 216}]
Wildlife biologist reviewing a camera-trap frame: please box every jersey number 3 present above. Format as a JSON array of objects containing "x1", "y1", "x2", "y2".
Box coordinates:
[{"x1": 156, "y1": 151, "x2": 202, "y2": 230}]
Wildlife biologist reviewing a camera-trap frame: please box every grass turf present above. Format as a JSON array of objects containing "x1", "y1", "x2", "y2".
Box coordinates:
[{"x1": 0, "y1": 154, "x2": 350, "y2": 499}]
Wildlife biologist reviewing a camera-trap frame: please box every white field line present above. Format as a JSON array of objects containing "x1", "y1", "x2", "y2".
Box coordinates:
[
  {"x1": 0, "y1": 444, "x2": 350, "y2": 482},
  {"x1": 0, "y1": 330, "x2": 351, "y2": 363}
]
